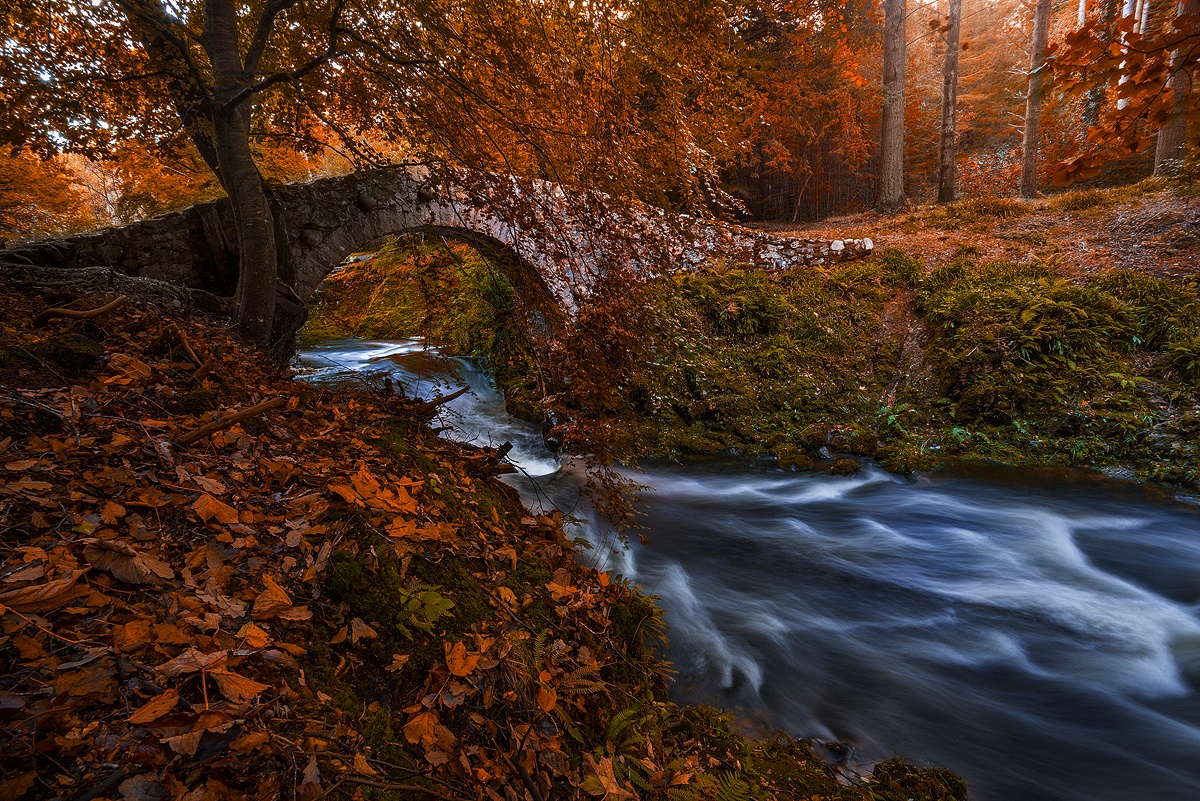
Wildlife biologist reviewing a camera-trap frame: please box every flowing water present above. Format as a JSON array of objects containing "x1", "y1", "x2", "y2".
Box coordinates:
[{"x1": 298, "y1": 339, "x2": 1200, "y2": 801}]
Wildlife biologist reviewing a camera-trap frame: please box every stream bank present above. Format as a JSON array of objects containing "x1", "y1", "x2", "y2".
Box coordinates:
[
  {"x1": 0, "y1": 288, "x2": 965, "y2": 800},
  {"x1": 304, "y1": 232, "x2": 1200, "y2": 495}
]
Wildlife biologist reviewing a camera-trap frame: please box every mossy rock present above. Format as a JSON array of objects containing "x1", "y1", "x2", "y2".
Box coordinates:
[
  {"x1": 868, "y1": 757, "x2": 969, "y2": 801},
  {"x1": 824, "y1": 457, "x2": 862, "y2": 476},
  {"x1": 878, "y1": 442, "x2": 940, "y2": 475}
]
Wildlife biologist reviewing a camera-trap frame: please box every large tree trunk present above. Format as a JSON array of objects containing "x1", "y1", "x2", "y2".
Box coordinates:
[
  {"x1": 938, "y1": 0, "x2": 963, "y2": 203},
  {"x1": 204, "y1": 0, "x2": 277, "y2": 344},
  {"x1": 878, "y1": 0, "x2": 908, "y2": 211},
  {"x1": 1154, "y1": 0, "x2": 1200, "y2": 175},
  {"x1": 1020, "y1": 0, "x2": 1052, "y2": 199}
]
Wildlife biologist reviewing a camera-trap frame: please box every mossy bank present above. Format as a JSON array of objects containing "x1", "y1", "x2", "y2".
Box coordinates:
[{"x1": 304, "y1": 232, "x2": 1200, "y2": 493}]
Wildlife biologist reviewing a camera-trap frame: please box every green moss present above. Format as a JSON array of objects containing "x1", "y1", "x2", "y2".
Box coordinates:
[
  {"x1": 168, "y1": 388, "x2": 216, "y2": 415},
  {"x1": 27, "y1": 333, "x2": 104, "y2": 375}
]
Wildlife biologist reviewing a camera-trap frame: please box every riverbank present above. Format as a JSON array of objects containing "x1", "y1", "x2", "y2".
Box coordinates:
[
  {"x1": 305, "y1": 181, "x2": 1200, "y2": 495},
  {"x1": 0, "y1": 288, "x2": 966, "y2": 800}
]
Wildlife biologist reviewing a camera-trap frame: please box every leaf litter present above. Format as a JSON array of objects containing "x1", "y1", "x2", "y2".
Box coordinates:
[{"x1": 0, "y1": 289, "x2": 967, "y2": 801}]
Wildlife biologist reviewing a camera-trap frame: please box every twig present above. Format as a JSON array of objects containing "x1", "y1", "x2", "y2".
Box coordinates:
[
  {"x1": 174, "y1": 397, "x2": 287, "y2": 446},
  {"x1": 193, "y1": 356, "x2": 218, "y2": 381},
  {"x1": 340, "y1": 777, "x2": 466, "y2": 801},
  {"x1": 34, "y1": 296, "x2": 127, "y2": 327},
  {"x1": 171, "y1": 324, "x2": 204, "y2": 367}
]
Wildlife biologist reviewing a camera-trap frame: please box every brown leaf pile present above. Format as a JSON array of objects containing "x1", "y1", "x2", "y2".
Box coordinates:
[{"x1": 0, "y1": 290, "x2": 678, "y2": 801}]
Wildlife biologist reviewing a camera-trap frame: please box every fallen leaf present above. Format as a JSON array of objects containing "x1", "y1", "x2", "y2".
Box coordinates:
[
  {"x1": 352, "y1": 753, "x2": 378, "y2": 777},
  {"x1": 536, "y1": 685, "x2": 557, "y2": 713},
  {"x1": 403, "y1": 710, "x2": 439, "y2": 745},
  {"x1": 235, "y1": 622, "x2": 271, "y2": 649},
  {"x1": 350, "y1": 617, "x2": 378, "y2": 644},
  {"x1": 81, "y1": 539, "x2": 174, "y2": 585},
  {"x1": 445, "y1": 641, "x2": 480, "y2": 677},
  {"x1": 193, "y1": 493, "x2": 239, "y2": 525},
  {"x1": 0, "y1": 771, "x2": 36, "y2": 801},
  {"x1": 251, "y1": 575, "x2": 293, "y2": 620},
  {"x1": 386, "y1": 654, "x2": 410, "y2": 673},
  {"x1": 0, "y1": 568, "x2": 89, "y2": 614},
  {"x1": 210, "y1": 669, "x2": 269, "y2": 703},
  {"x1": 129, "y1": 690, "x2": 180, "y2": 725}
]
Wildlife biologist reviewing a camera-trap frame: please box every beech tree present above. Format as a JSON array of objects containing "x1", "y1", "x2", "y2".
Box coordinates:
[
  {"x1": 1020, "y1": 0, "x2": 1052, "y2": 198},
  {"x1": 937, "y1": 0, "x2": 963, "y2": 203},
  {"x1": 1154, "y1": 0, "x2": 1200, "y2": 174},
  {"x1": 878, "y1": 0, "x2": 908, "y2": 210}
]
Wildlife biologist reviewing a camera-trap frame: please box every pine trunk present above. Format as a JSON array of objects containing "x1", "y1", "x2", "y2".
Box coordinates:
[
  {"x1": 878, "y1": 0, "x2": 908, "y2": 211},
  {"x1": 1020, "y1": 0, "x2": 1052, "y2": 199},
  {"x1": 1154, "y1": 0, "x2": 1199, "y2": 175},
  {"x1": 938, "y1": 0, "x2": 963, "y2": 203}
]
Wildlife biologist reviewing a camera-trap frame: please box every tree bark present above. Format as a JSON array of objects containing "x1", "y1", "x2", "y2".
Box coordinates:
[
  {"x1": 878, "y1": 0, "x2": 908, "y2": 211},
  {"x1": 1154, "y1": 0, "x2": 1200, "y2": 175},
  {"x1": 1020, "y1": 0, "x2": 1052, "y2": 199},
  {"x1": 203, "y1": 0, "x2": 278, "y2": 344},
  {"x1": 937, "y1": 0, "x2": 963, "y2": 203}
]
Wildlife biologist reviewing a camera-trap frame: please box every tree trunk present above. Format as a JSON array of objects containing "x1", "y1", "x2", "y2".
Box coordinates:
[
  {"x1": 1084, "y1": 0, "x2": 1120, "y2": 127},
  {"x1": 1020, "y1": 0, "x2": 1052, "y2": 199},
  {"x1": 938, "y1": 0, "x2": 963, "y2": 203},
  {"x1": 1153, "y1": 0, "x2": 1199, "y2": 175},
  {"x1": 878, "y1": 0, "x2": 908, "y2": 211},
  {"x1": 203, "y1": 0, "x2": 278, "y2": 344}
]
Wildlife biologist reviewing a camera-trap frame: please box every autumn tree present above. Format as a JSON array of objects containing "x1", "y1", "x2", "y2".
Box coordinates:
[
  {"x1": 878, "y1": 0, "x2": 908, "y2": 210},
  {"x1": 2, "y1": 0, "x2": 755, "y2": 349},
  {"x1": 1049, "y1": 0, "x2": 1200, "y2": 182},
  {"x1": 1153, "y1": 0, "x2": 1200, "y2": 174}
]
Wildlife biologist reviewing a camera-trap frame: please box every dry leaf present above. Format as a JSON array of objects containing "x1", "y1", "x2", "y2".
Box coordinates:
[
  {"x1": 251, "y1": 575, "x2": 293, "y2": 620},
  {"x1": 81, "y1": 539, "x2": 174, "y2": 585},
  {"x1": 349, "y1": 617, "x2": 377, "y2": 644},
  {"x1": 0, "y1": 568, "x2": 89, "y2": 614},
  {"x1": 445, "y1": 641, "x2": 480, "y2": 677},
  {"x1": 352, "y1": 753, "x2": 378, "y2": 777},
  {"x1": 129, "y1": 690, "x2": 179, "y2": 725},
  {"x1": 193, "y1": 493, "x2": 239, "y2": 525},
  {"x1": 235, "y1": 622, "x2": 271, "y2": 649},
  {"x1": 403, "y1": 710, "x2": 439, "y2": 745},
  {"x1": 210, "y1": 669, "x2": 269, "y2": 703},
  {"x1": 536, "y1": 685, "x2": 557, "y2": 713}
]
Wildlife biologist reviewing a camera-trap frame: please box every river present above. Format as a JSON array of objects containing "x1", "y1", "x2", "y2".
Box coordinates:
[{"x1": 297, "y1": 338, "x2": 1200, "y2": 801}]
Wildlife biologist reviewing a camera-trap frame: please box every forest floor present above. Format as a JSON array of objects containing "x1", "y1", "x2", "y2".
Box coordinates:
[
  {"x1": 759, "y1": 181, "x2": 1199, "y2": 279},
  {"x1": 0, "y1": 289, "x2": 967, "y2": 800}
]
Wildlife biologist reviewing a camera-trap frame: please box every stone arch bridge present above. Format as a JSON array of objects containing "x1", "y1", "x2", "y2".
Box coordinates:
[{"x1": 0, "y1": 166, "x2": 872, "y2": 341}]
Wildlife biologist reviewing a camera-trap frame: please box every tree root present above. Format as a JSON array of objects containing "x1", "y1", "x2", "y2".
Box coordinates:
[{"x1": 34, "y1": 295, "x2": 127, "y2": 326}]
